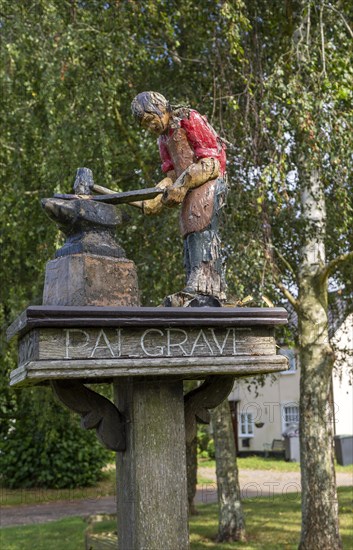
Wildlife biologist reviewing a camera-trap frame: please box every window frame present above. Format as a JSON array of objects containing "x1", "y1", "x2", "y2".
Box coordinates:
[
  {"x1": 282, "y1": 403, "x2": 300, "y2": 432},
  {"x1": 239, "y1": 412, "x2": 254, "y2": 438}
]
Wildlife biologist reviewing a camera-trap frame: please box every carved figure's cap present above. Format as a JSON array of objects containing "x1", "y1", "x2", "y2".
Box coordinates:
[{"x1": 131, "y1": 91, "x2": 170, "y2": 121}]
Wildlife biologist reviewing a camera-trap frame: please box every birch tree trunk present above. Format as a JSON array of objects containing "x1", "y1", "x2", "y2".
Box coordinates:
[
  {"x1": 298, "y1": 167, "x2": 342, "y2": 549},
  {"x1": 211, "y1": 398, "x2": 246, "y2": 542}
]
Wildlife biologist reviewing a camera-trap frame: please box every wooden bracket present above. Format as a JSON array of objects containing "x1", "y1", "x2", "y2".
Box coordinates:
[
  {"x1": 51, "y1": 380, "x2": 126, "y2": 451},
  {"x1": 184, "y1": 375, "x2": 235, "y2": 443}
]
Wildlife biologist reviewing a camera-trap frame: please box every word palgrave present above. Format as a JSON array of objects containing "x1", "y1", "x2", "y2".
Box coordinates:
[{"x1": 61, "y1": 327, "x2": 263, "y2": 360}]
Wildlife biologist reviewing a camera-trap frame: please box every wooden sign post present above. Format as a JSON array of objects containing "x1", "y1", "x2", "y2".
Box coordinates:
[
  {"x1": 7, "y1": 168, "x2": 288, "y2": 549},
  {"x1": 8, "y1": 306, "x2": 287, "y2": 549}
]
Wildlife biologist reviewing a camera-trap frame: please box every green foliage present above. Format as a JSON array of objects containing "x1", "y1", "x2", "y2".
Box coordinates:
[
  {"x1": 197, "y1": 425, "x2": 216, "y2": 460},
  {"x1": 1, "y1": 0, "x2": 352, "y2": 495},
  {"x1": 206, "y1": 439, "x2": 216, "y2": 460},
  {"x1": 0, "y1": 0, "x2": 249, "y2": 488},
  {"x1": 197, "y1": 425, "x2": 211, "y2": 454},
  {"x1": 0, "y1": 388, "x2": 112, "y2": 489}
]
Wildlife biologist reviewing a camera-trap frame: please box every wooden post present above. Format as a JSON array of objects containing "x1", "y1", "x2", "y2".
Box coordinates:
[{"x1": 115, "y1": 377, "x2": 189, "y2": 550}]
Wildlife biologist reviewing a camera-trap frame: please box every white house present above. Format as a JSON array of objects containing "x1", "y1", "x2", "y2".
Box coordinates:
[{"x1": 227, "y1": 313, "x2": 353, "y2": 458}]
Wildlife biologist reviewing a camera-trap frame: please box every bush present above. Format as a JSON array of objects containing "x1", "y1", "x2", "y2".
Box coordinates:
[
  {"x1": 0, "y1": 388, "x2": 112, "y2": 489},
  {"x1": 197, "y1": 424, "x2": 211, "y2": 455},
  {"x1": 207, "y1": 439, "x2": 215, "y2": 459},
  {"x1": 197, "y1": 425, "x2": 216, "y2": 459}
]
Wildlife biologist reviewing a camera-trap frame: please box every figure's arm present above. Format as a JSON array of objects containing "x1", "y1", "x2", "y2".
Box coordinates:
[
  {"x1": 130, "y1": 176, "x2": 174, "y2": 214},
  {"x1": 162, "y1": 110, "x2": 223, "y2": 206},
  {"x1": 162, "y1": 157, "x2": 220, "y2": 207}
]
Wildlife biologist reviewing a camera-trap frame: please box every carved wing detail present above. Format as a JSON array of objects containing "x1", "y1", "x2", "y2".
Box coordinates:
[
  {"x1": 184, "y1": 375, "x2": 235, "y2": 444},
  {"x1": 51, "y1": 380, "x2": 126, "y2": 451}
]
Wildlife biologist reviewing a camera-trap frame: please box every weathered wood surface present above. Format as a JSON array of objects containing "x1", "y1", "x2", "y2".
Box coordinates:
[
  {"x1": 42, "y1": 256, "x2": 139, "y2": 307},
  {"x1": 11, "y1": 323, "x2": 288, "y2": 386},
  {"x1": 84, "y1": 514, "x2": 117, "y2": 550},
  {"x1": 7, "y1": 306, "x2": 288, "y2": 341},
  {"x1": 8, "y1": 305, "x2": 289, "y2": 386},
  {"x1": 10, "y1": 355, "x2": 287, "y2": 387},
  {"x1": 52, "y1": 380, "x2": 126, "y2": 451},
  {"x1": 85, "y1": 533, "x2": 117, "y2": 550},
  {"x1": 19, "y1": 326, "x2": 276, "y2": 361},
  {"x1": 115, "y1": 378, "x2": 189, "y2": 550}
]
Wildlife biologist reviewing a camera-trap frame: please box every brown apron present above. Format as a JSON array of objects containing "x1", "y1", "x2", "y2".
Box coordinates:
[{"x1": 165, "y1": 128, "x2": 216, "y2": 237}]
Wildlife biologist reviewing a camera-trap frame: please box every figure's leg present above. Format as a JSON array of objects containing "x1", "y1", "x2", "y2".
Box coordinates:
[
  {"x1": 183, "y1": 237, "x2": 192, "y2": 285},
  {"x1": 182, "y1": 178, "x2": 228, "y2": 300},
  {"x1": 183, "y1": 229, "x2": 226, "y2": 300}
]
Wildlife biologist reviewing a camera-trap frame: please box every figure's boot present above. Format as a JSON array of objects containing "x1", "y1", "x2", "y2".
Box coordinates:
[{"x1": 183, "y1": 264, "x2": 227, "y2": 302}]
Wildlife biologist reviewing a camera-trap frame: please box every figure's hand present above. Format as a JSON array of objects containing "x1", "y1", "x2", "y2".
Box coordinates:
[
  {"x1": 161, "y1": 158, "x2": 221, "y2": 207},
  {"x1": 162, "y1": 184, "x2": 188, "y2": 207},
  {"x1": 142, "y1": 176, "x2": 173, "y2": 215}
]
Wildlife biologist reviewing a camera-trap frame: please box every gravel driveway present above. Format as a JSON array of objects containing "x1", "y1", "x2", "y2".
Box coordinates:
[{"x1": 1, "y1": 469, "x2": 352, "y2": 527}]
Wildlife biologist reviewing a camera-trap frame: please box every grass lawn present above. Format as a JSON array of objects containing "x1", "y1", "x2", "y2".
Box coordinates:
[
  {"x1": 1, "y1": 488, "x2": 352, "y2": 550},
  {"x1": 0, "y1": 517, "x2": 86, "y2": 550},
  {"x1": 190, "y1": 487, "x2": 353, "y2": 549},
  {"x1": 0, "y1": 468, "x2": 117, "y2": 508},
  {"x1": 199, "y1": 455, "x2": 353, "y2": 474}
]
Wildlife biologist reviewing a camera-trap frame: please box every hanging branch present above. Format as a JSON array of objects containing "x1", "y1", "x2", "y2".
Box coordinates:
[
  {"x1": 273, "y1": 246, "x2": 297, "y2": 277},
  {"x1": 320, "y1": 250, "x2": 353, "y2": 283},
  {"x1": 260, "y1": 193, "x2": 299, "y2": 310},
  {"x1": 324, "y1": 3, "x2": 353, "y2": 39},
  {"x1": 319, "y1": 2, "x2": 326, "y2": 76},
  {"x1": 275, "y1": 279, "x2": 299, "y2": 310}
]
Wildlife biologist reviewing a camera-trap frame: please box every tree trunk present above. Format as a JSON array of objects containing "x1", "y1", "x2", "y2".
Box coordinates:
[
  {"x1": 211, "y1": 398, "x2": 246, "y2": 542},
  {"x1": 186, "y1": 436, "x2": 198, "y2": 515},
  {"x1": 298, "y1": 167, "x2": 342, "y2": 549}
]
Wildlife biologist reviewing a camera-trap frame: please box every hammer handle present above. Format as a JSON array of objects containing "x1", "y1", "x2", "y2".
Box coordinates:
[{"x1": 92, "y1": 183, "x2": 118, "y2": 195}]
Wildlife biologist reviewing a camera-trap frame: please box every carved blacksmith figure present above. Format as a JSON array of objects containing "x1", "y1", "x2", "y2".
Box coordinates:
[{"x1": 131, "y1": 92, "x2": 228, "y2": 303}]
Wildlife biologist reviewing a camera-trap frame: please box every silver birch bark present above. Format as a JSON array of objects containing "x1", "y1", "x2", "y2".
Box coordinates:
[
  {"x1": 298, "y1": 166, "x2": 342, "y2": 549},
  {"x1": 211, "y1": 398, "x2": 246, "y2": 542}
]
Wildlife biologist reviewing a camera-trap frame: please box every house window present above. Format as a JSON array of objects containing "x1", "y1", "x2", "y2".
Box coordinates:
[
  {"x1": 283, "y1": 404, "x2": 299, "y2": 429},
  {"x1": 279, "y1": 348, "x2": 297, "y2": 374},
  {"x1": 239, "y1": 413, "x2": 254, "y2": 437}
]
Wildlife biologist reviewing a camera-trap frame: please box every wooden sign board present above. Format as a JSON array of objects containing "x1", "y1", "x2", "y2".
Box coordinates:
[{"x1": 7, "y1": 306, "x2": 288, "y2": 386}]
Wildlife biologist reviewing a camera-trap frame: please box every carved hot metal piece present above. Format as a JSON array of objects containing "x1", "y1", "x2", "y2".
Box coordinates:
[
  {"x1": 54, "y1": 187, "x2": 163, "y2": 205},
  {"x1": 131, "y1": 92, "x2": 228, "y2": 303}
]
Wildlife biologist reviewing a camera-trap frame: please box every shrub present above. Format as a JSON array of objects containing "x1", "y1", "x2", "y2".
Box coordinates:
[
  {"x1": 207, "y1": 439, "x2": 215, "y2": 459},
  {"x1": 197, "y1": 424, "x2": 211, "y2": 454},
  {"x1": 0, "y1": 388, "x2": 112, "y2": 489}
]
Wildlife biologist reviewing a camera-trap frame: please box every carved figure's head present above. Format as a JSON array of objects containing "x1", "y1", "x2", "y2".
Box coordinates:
[{"x1": 131, "y1": 91, "x2": 171, "y2": 135}]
